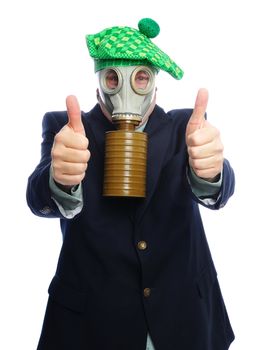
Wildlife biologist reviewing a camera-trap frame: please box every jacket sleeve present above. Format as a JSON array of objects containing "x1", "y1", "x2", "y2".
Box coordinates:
[{"x1": 26, "y1": 111, "x2": 69, "y2": 219}]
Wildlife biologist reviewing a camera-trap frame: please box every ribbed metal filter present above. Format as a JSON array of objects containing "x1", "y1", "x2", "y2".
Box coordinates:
[{"x1": 103, "y1": 130, "x2": 148, "y2": 197}]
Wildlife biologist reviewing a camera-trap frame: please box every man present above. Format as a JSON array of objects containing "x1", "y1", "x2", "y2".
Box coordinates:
[{"x1": 27, "y1": 18, "x2": 235, "y2": 350}]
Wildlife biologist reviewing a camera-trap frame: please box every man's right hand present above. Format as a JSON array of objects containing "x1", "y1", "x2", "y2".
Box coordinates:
[{"x1": 51, "y1": 95, "x2": 90, "y2": 188}]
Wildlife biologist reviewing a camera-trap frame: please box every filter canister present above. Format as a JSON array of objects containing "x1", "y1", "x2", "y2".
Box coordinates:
[{"x1": 103, "y1": 130, "x2": 148, "y2": 197}]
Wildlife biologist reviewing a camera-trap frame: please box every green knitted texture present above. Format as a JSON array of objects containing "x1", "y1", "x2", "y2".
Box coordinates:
[
  {"x1": 138, "y1": 18, "x2": 160, "y2": 38},
  {"x1": 86, "y1": 19, "x2": 184, "y2": 80}
]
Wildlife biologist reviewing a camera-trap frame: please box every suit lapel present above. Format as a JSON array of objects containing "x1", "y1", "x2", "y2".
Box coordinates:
[{"x1": 135, "y1": 105, "x2": 174, "y2": 224}]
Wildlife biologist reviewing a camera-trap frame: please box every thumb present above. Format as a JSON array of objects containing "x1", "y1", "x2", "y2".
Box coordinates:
[
  {"x1": 186, "y1": 88, "x2": 208, "y2": 136},
  {"x1": 66, "y1": 95, "x2": 85, "y2": 135}
]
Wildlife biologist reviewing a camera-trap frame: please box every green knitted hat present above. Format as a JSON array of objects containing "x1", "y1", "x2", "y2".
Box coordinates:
[{"x1": 86, "y1": 18, "x2": 184, "y2": 80}]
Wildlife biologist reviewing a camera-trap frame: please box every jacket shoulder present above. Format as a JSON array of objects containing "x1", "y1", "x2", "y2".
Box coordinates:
[
  {"x1": 42, "y1": 111, "x2": 68, "y2": 133},
  {"x1": 163, "y1": 108, "x2": 193, "y2": 135},
  {"x1": 166, "y1": 108, "x2": 193, "y2": 123},
  {"x1": 42, "y1": 108, "x2": 94, "y2": 133}
]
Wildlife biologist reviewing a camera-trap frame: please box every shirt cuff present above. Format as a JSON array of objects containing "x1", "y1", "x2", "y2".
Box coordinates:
[
  {"x1": 188, "y1": 166, "x2": 222, "y2": 201},
  {"x1": 49, "y1": 166, "x2": 83, "y2": 219}
]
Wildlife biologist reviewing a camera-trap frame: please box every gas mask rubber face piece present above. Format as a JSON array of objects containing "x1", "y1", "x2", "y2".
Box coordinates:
[
  {"x1": 99, "y1": 66, "x2": 156, "y2": 198},
  {"x1": 98, "y1": 65, "x2": 156, "y2": 124}
]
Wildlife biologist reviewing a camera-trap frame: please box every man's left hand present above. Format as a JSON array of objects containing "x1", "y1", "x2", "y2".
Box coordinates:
[{"x1": 185, "y1": 88, "x2": 224, "y2": 182}]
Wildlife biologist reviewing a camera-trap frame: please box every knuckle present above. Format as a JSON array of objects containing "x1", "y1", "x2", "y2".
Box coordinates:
[
  {"x1": 51, "y1": 143, "x2": 65, "y2": 160},
  {"x1": 73, "y1": 174, "x2": 85, "y2": 185},
  {"x1": 196, "y1": 169, "x2": 206, "y2": 178},
  {"x1": 72, "y1": 163, "x2": 87, "y2": 175},
  {"x1": 189, "y1": 157, "x2": 199, "y2": 169},
  {"x1": 78, "y1": 163, "x2": 86, "y2": 174},
  {"x1": 193, "y1": 168, "x2": 202, "y2": 178},
  {"x1": 84, "y1": 137, "x2": 89, "y2": 149},
  {"x1": 214, "y1": 154, "x2": 223, "y2": 166},
  {"x1": 191, "y1": 134, "x2": 201, "y2": 146},
  {"x1": 214, "y1": 136, "x2": 223, "y2": 150},
  {"x1": 188, "y1": 146, "x2": 197, "y2": 159},
  {"x1": 218, "y1": 153, "x2": 224, "y2": 162},
  {"x1": 79, "y1": 135, "x2": 89, "y2": 150},
  {"x1": 53, "y1": 171, "x2": 63, "y2": 183},
  {"x1": 80, "y1": 150, "x2": 90, "y2": 163},
  {"x1": 51, "y1": 147, "x2": 59, "y2": 160},
  {"x1": 54, "y1": 131, "x2": 65, "y2": 144},
  {"x1": 85, "y1": 149, "x2": 91, "y2": 162},
  {"x1": 187, "y1": 134, "x2": 196, "y2": 146},
  {"x1": 51, "y1": 159, "x2": 60, "y2": 173},
  {"x1": 218, "y1": 141, "x2": 224, "y2": 153},
  {"x1": 187, "y1": 146, "x2": 192, "y2": 156}
]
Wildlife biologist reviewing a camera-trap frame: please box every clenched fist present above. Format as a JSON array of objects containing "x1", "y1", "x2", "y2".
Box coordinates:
[
  {"x1": 51, "y1": 95, "x2": 91, "y2": 188},
  {"x1": 186, "y1": 89, "x2": 224, "y2": 182}
]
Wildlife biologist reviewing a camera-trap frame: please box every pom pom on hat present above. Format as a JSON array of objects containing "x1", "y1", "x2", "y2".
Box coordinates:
[{"x1": 138, "y1": 18, "x2": 160, "y2": 38}]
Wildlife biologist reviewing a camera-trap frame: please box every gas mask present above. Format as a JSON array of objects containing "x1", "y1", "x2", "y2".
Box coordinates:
[
  {"x1": 97, "y1": 65, "x2": 157, "y2": 198},
  {"x1": 98, "y1": 65, "x2": 156, "y2": 124}
]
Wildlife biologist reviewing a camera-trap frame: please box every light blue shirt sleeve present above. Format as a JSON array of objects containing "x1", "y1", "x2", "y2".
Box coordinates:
[
  {"x1": 49, "y1": 167, "x2": 83, "y2": 219},
  {"x1": 188, "y1": 166, "x2": 222, "y2": 205}
]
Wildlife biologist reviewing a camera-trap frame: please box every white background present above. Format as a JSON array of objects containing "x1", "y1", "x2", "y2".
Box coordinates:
[{"x1": 0, "y1": 0, "x2": 255, "y2": 349}]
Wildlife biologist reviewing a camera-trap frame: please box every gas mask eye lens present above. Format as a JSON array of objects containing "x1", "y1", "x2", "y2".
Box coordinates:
[
  {"x1": 134, "y1": 70, "x2": 150, "y2": 90},
  {"x1": 105, "y1": 70, "x2": 118, "y2": 89},
  {"x1": 100, "y1": 68, "x2": 122, "y2": 95},
  {"x1": 131, "y1": 66, "x2": 155, "y2": 95}
]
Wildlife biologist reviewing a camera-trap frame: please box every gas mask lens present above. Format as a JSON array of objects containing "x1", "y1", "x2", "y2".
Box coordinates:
[
  {"x1": 131, "y1": 66, "x2": 154, "y2": 95},
  {"x1": 101, "y1": 68, "x2": 122, "y2": 94}
]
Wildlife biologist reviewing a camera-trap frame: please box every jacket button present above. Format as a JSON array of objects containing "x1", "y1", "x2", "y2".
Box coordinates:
[
  {"x1": 143, "y1": 288, "x2": 151, "y2": 297},
  {"x1": 137, "y1": 241, "x2": 147, "y2": 250}
]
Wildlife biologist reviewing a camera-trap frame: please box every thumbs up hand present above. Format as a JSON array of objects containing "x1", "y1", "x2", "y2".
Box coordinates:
[
  {"x1": 186, "y1": 89, "x2": 224, "y2": 182},
  {"x1": 51, "y1": 95, "x2": 90, "y2": 187}
]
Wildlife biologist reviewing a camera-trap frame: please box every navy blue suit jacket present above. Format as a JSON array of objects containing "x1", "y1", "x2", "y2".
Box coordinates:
[{"x1": 27, "y1": 104, "x2": 235, "y2": 350}]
